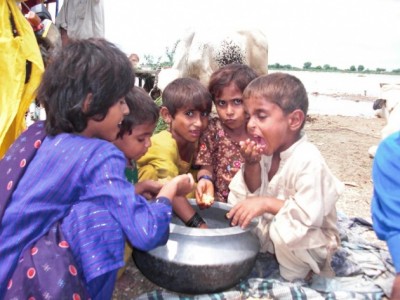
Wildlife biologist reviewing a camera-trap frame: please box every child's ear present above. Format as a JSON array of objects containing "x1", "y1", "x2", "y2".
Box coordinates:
[
  {"x1": 288, "y1": 109, "x2": 305, "y2": 130},
  {"x1": 160, "y1": 106, "x2": 172, "y2": 123},
  {"x1": 82, "y1": 93, "x2": 93, "y2": 113}
]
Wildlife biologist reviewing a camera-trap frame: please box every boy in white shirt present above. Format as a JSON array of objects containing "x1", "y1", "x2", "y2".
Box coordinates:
[{"x1": 227, "y1": 72, "x2": 344, "y2": 281}]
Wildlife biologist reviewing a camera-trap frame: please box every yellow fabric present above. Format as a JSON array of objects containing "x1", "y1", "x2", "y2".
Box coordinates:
[
  {"x1": 0, "y1": 0, "x2": 44, "y2": 158},
  {"x1": 137, "y1": 130, "x2": 197, "y2": 197}
]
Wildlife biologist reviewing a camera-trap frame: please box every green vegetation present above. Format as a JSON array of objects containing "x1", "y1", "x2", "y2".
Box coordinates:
[
  {"x1": 141, "y1": 41, "x2": 400, "y2": 75},
  {"x1": 271, "y1": 62, "x2": 400, "y2": 75}
]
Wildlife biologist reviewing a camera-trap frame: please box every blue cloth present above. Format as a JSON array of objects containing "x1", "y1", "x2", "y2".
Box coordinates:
[
  {"x1": 0, "y1": 133, "x2": 172, "y2": 298},
  {"x1": 372, "y1": 131, "x2": 400, "y2": 273}
]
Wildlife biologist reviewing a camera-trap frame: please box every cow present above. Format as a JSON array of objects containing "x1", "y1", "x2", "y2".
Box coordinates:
[
  {"x1": 368, "y1": 83, "x2": 400, "y2": 158},
  {"x1": 156, "y1": 28, "x2": 268, "y2": 92}
]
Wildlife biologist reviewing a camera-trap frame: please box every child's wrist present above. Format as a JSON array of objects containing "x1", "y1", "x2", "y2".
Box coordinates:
[{"x1": 198, "y1": 174, "x2": 214, "y2": 183}]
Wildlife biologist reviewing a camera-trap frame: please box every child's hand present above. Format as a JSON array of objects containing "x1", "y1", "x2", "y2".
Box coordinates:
[
  {"x1": 225, "y1": 197, "x2": 268, "y2": 229},
  {"x1": 170, "y1": 173, "x2": 195, "y2": 197},
  {"x1": 195, "y1": 179, "x2": 215, "y2": 209},
  {"x1": 157, "y1": 174, "x2": 195, "y2": 201},
  {"x1": 135, "y1": 180, "x2": 163, "y2": 200},
  {"x1": 240, "y1": 139, "x2": 264, "y2": 165}
]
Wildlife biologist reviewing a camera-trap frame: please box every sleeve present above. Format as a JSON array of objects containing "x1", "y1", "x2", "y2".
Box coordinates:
[
  {"x1": 137, "y1": 132, "x2": 179, "y2": 182},
  {"x1": 372, "y1": 133, "x2": 400, "y2": 273},
  {"x1": 83, "y1": 145, "x2": 173, "y2": 251}
]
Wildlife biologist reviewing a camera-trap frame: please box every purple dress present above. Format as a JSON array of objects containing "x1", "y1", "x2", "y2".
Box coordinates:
[{"x1": 0, "y1": 122, "x2": 172, "y2": 299}]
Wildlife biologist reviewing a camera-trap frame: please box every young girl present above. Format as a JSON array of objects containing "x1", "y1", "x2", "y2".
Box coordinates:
[
  {"x1": 137, "y1": 77, "x2": 213, "y2": 228},
  {"x1": 195, "y1": 64, "x2": 258, "y2": 204},
  {"x1": 0, "y1": 39, "x2": 194, "y2": 299}
]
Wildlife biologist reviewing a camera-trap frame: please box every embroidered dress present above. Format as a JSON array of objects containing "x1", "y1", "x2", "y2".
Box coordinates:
[
  {"x1": 196, "y1": 117, "x2": 243, "y2": 202},
  {"x1": 0, "y1": 124, "x2": 172, "y2": 299}
]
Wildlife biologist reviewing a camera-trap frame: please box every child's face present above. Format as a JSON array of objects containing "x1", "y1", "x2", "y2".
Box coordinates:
[
  {"x1": 169, "y1": 106, "x2": 209, "y2": 144},
  {"x1": 214, "y1": 83, "x2": 246, "y2": 131},
  {"x1": 85, "y1": 97, "x2": 129, "y2": 141},
  {"x1": 114, "y1": 122, "x2": 156, "y2": 161},
  {"x1": 245, "y1": 96, "x2": 293, "y2": 156}
]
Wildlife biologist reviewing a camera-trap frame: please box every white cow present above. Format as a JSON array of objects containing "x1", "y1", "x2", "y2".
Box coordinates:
[
  {"x1": 157, "y1": 28, "x2": 268, "y2": 91},
  {"x1": 368, "y1": 83, "x2": 400, "y2": 158}
]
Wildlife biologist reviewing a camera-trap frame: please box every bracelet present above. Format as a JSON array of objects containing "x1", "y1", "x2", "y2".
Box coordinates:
[
  {"x1": 185, "y1": 212, "x2": 206, "y2": 228},
  {"x1": 198, "y1": 175, "x2": 214, "y2": 183}
]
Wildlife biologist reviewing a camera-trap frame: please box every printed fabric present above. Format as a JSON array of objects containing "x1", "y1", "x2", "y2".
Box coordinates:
[
  {"x1": 196, "y1": 117, "x2": 243, "y2": 202},
  {"x1": 0, "y1": 121, "x2": 89, "y2": 299}
]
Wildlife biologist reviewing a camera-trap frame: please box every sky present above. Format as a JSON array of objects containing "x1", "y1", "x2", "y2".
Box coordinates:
[{"x1": 71, "y1": 0, "x2": 400, "y2": 71}]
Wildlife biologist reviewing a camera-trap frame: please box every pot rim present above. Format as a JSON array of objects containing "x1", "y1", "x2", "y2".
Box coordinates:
[{"x1": 170, "y1": 199, "x2": 258, "y2": 237}]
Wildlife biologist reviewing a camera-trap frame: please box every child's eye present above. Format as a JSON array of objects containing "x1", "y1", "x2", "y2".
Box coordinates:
[
  {"x1": 233, "y1": 98, "x2": 243, "y2": 105},
  {"x1": 216, "y1": 100, "x2": 226, "y2": 107},
  {"x1": 185, "y1": 111, "x2": 194, "y2": 117},
  {"x1": 201, "y1": 111, "x2": 209, "y2": 117},
  {"x1": 120, "y1": 99, "x2": 127, "y2": 105}
]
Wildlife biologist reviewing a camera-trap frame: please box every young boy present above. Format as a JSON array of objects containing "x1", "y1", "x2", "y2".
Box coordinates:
[
  {"x1": 227, "y1": 72, "x2": 344, "y2": 282},
  {"x1": 137, "y1": 77, "x2": 213, "y2": 228},
  {"x1": 195, "y1": 63, "x2": 258, "y2": 204},
  {"x1": 114, "y1": 87, "x2": 162, "y2": 199}
]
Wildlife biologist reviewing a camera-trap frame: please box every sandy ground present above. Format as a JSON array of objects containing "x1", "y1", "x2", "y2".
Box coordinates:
[{"x1": 113, "y1": 96, "x2": 389, "y2": 298}]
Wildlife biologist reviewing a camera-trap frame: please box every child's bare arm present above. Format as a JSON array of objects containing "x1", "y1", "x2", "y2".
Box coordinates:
[
  {"x1": 240, "y1": 139, "x2": 264, "y2": 192},
  {"x1": 226, "y1": 196, "x2": 284, "y2": 228},
  {"x1": 135, "y1": 180, "x2": 163, "y2": 200}
]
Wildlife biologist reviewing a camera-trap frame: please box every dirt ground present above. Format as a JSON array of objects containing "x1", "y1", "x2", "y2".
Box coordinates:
[{"x1": 113, "y1": 112, "x2": 387, "y2": 299}]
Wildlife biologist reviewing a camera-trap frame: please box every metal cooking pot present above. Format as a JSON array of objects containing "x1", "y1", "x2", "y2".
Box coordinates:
[{"x1": 133, "y1": 199, "x2": 260, "y2": 294}]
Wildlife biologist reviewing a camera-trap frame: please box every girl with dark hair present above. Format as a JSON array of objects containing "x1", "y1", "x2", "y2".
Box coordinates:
[{"x1": 0, "y1": 38, "x2": 194, "y2": 299}]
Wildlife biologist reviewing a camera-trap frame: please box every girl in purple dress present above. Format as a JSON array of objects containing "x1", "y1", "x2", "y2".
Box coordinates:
[{"x1": 0, "y1": 38, "x2": 194, "y2": 300}]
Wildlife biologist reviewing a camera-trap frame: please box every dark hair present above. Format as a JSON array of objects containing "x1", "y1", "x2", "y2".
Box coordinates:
[
  {"x1": 208, "y1": 63, "x2": 258, "y2": 101},
  {"x1": 243, "y1": 72, "x2": 309, "y2": 128},
  {"x1": 162, "y1": 77, "x2": 212, "y2": 117},
  {"x1": 117, "y1": 87, "x2": 159, "y2": 138},
  {"x1": 37, "y1": 38, "x2": 135, "y2": 135}
]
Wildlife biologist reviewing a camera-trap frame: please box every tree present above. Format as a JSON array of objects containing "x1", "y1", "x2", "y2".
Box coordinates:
[
  {"x1": 350, "y1": 65, "x2": 356, "y2": 72},
  {"x1": 357, "y1": 65, "x2": 365, "y2": 72},
  {"x1": 303, "y1": 62, "x2": 312, "y2": 69},
  {"x1": 323, "y1": 64, "x2": 331, "y2": 70},
  {"x1": 165, "y1": 40, "x2": 179, "y2": 66}
]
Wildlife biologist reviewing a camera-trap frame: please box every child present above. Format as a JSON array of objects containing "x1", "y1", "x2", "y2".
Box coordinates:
[
  {"x1": 195, "y1": 64, "x2": 258, "y2": 204},
  {"x1": 227, "y1": 72, "x2": 344, "y2": 282},
  {"x1": 113, "y1": 86, "x2": 162, "y2": 279},
  {"x1": 0, "y1": 38, "x2": 194, "y2": 299},
  {"x1": 137, "y1": 77, "x2": 213, "y2": 228},
  {"x1": 371, "y1": 132, "x2": 400, "y2": 298},
  {"x1": 114, "y1": 86, "x2": 162, "y2": 199}
]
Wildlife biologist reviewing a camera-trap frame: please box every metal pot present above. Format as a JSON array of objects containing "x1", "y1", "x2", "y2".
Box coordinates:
[{"x1": 133, "y1": 199, "x2": 260, "y2": 294}]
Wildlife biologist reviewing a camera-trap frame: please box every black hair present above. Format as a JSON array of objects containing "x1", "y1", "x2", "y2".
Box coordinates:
[
  {"x1": 37, "y1": 38, "x2": 135, "y2": 135},
  {"x1": 243, "y1": 72, "x2": 309, "y2": 128},
  {"x1": 162, "y1": 77, "x2": 212, "y2": 117},
  {"x1": 117, "y1": 87, "x2": 159, "y2": 138},
  {"x1": 208, "y1": 63, "x2": 258, "y2": 101}
]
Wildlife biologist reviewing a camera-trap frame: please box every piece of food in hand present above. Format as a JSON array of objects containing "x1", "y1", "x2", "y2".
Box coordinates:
[{"x1": 201, "y1": 193, "x2": 214, "y2": 205}]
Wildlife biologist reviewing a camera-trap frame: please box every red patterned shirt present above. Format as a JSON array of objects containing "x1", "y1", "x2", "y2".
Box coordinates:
[{"x1": 196, "y1": 117, "x2": 244, "y2": 202}]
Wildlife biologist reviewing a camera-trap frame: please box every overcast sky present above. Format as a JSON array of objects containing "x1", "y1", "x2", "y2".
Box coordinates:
[{"x1": 103, "y1": 0, "x2": 400, "y2": 71}]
